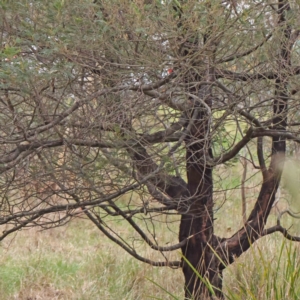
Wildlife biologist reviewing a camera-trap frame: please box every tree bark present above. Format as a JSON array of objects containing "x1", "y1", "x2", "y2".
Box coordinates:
[
  {"x1": 179, "y1": 105, "x2": 220, "y2": 298},
  {"x1": 179, "y1": 74, "x2": 221, "y2": 298}
]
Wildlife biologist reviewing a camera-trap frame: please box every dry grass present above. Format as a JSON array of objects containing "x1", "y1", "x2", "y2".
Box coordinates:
[
  {"x1": 1, "y1": 158, "x2": 300, "y2": 299},
  {"x1": 0, "y1": 217, "x2": 184, "y2": 300},
  {"x1": 2, "y1": 211, "x2": 300, "y2": 300}
]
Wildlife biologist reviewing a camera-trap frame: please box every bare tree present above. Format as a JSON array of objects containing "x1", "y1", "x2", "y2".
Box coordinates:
[{"x1": 1, "y1": 0, "x2": 300, "y2": 298}]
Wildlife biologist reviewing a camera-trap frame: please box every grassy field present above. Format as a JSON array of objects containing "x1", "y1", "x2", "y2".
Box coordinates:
[
  {"x1": 0, "y1": 217, "x2": 184, "y2": 300},
  {"x1": 1, "y1": 216, "x2": 300, "y2": 300},
  {"x1": 1, "y1": 158, "x2": 300, "y2": 299}
]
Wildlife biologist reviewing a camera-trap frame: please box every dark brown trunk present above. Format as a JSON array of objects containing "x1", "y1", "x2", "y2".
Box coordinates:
[
  {"x1": 177, "y1": 29, "x2": 219, "y2": 295},
  {"x1": 179, "y1": 101, "x2": 222, "y2": 299},
  {"x1": 180, "y1": 215, "x2": 223, "y2": 299}
]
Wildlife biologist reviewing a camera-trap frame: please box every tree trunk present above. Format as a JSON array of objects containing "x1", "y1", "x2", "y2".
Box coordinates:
[
  {"x1": 180, "y1": 215, "x2": 223, "y2": 299},
  {"x1": 179, "y1": 102, "x2": 222, "y2": 299}
]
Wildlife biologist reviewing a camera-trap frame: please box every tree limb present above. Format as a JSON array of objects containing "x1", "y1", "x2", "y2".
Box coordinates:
[{"x1": 218, "y1": 32, "x2": 273, "y2": 64}]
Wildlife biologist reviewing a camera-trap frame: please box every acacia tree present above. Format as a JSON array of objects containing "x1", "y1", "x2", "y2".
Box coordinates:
[{"x1": 1, "y1": 0, "x2": 300, "y2": 298}]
